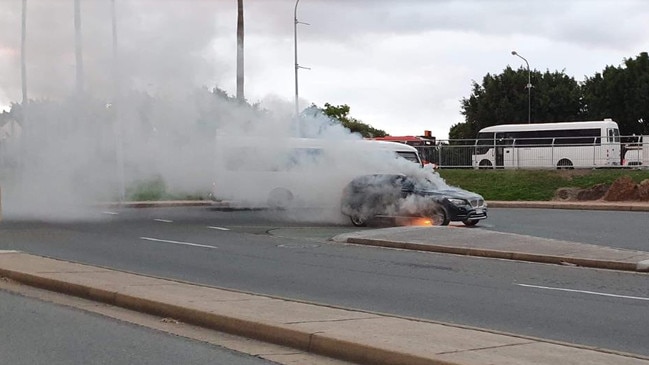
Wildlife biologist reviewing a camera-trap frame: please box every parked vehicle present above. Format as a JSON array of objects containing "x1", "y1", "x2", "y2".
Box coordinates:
[
  {"x1": 340, "y1": 174, "x2": 487, "y2": 227},
  {"x1": 473, "y1": 119, "x2": 621, "y2": 169}
]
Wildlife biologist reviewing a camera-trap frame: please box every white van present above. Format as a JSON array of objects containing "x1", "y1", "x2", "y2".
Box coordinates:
[{"x1": 211, "y1": 136, "x2": 422, "y2": 208}]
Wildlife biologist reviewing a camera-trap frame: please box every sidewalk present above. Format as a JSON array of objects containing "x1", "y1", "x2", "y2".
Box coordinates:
[{"x1": 1, "y1": 251, "x2": 648, "y2": 365}]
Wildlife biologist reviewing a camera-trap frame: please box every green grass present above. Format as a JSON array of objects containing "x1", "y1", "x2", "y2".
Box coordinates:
[
  {"x1": 437, "y1": 169, "x2": 649, "y2": 201},
  {"x1": 125, "y1": 169, "x2": 649, "y2": 202},
  {"x1": 126, "y1": 178, "x2": 208, "y2": 201}
]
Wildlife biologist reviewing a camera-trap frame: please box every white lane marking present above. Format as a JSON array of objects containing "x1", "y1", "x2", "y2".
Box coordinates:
[
  {"x1": 154, "y1": 219, "x2": 173, "y2": 223},
  {"x1": 102, "y1": 211, "x2": 119, "y2": 215},
  {"x1": 208, "y1": 226, "x2": 230, "y2": 231},
  {"x1": 140, "y1": 237, "x2": 218, "y2": 249},
  {"x1": 517, "y1": 283, "x2": 649, "y2": 302}
]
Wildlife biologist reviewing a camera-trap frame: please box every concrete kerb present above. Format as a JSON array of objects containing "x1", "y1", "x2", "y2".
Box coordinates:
[
  {"x1": 488, "y1": 201, "x2": 649, "y2": 212},
  {"x1": 0, "y1": 264, "x2": 453, "y2": 365},
  {"x1": 344, "y1": 237, "x2": 648, "y2": 272}
]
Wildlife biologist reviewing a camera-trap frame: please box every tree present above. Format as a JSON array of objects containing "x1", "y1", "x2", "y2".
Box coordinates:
[
  {"x1": 582, "y1": 52, "x2": 649, "y2": 135},
  {"x1": 455, "y1": 67, "x2": 582, "y2": 139},
  {"x1": 453, "y1": 52, "x2": 649, "y2": 139},
  {"x1": 320, "y1": 103, "x2": 387, "y2": 138}
]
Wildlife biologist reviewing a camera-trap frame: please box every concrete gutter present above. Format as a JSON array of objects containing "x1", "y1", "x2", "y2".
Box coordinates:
[{"x1": 1, "y1": 251, "x2": 648, "y2": 365}]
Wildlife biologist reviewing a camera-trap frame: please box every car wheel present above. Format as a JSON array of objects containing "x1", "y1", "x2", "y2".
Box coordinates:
[
  {"x1": 463, "y1": 219, "x2": 479, "y2": 227},
  {"x1": 350, "y1": 215, "x2": 368, "y2": 227},
  {"x1": 430, "y1": 204, "x2": 450, "y2": 226},
  {"x1": 267, "y1": 188, "x2": 293, "y2": 209}
]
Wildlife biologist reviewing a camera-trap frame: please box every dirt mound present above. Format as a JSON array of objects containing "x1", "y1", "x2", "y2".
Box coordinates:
[{"x1": 554, "y1": 176, "x2": 649, "y2": 202}]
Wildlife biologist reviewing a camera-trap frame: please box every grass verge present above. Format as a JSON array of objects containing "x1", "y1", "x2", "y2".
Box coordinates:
[{"x1": 437, "y1": 169, "x2": 649, "y2": 201}]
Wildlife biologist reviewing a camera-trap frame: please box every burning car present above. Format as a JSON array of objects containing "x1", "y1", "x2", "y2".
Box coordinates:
[{"x1": 340, "y1": 174, "x2": 487, "y2": 227}]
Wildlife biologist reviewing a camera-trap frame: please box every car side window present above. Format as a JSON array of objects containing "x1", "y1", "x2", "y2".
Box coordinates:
[{"x1": 401, "y1": 179, "x2": 415, "y2": 192}]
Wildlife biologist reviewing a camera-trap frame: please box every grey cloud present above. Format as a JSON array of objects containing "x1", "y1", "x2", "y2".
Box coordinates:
[
  {"x1": 244, "y1": 0, "x2": 649, "y2": 51},
  {"x1": 0, "y1": 0, "x2": 228, "y2": 102}
]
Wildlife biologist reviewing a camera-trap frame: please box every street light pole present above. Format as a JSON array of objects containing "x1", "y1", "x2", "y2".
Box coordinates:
[
  {"x1": 293, "y1": 0, "x2": 309, "y2": 122},
  {"x1": 511, "y1": 50, "x2": 531, "y2": 124},
  {"x1": 294, "y1": 0, "x2": 299, "y2": 118}
]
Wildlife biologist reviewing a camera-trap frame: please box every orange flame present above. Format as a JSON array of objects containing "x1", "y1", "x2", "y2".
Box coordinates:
[{"x1": 409, "y1": 217, "x2": 433, "y2": 226}]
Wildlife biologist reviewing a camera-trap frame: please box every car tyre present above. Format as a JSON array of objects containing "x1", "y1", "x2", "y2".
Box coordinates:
[
  {"x1": 430, "y1": 204, "x2": 450, "y2": 226},
  {"x1": 350, "y1": 215, "x2": 368, "y2": 227},
  {"x1": 267, "y1": 188, "x2": 293, "y2": 210},
  {"x1": 462, "y1": 219, "x2": 479, "y2": 227}
]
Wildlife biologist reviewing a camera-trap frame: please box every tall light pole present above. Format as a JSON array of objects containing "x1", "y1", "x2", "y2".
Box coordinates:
[
  {"x1": 74, "y1": 0, "x2": 84, "y2": 95},
  {"x1": 236, "y1": 0, "x2": 244, "y2": 103},
  {"x1": 511, "y1": 50, "x2": 531, "y2": 123},
  {"x1": 111, "y1": 0, "x2": 125, "y2": 202},
  {"x1": 21, "y1": 0, "x2": 27, "y2": 105},
  {"x1": 293, "y1": 0, "x2": 309, "y2": 121}
]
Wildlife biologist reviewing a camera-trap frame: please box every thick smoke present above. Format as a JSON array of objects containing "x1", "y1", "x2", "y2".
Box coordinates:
[{"x1": 0, "y1": 0, "x2": 449, "y2": 223}]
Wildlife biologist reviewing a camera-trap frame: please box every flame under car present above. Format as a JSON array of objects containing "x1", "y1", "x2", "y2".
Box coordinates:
[{"x1": 340, "y1": 174, "x2": 488, "y2": 227}]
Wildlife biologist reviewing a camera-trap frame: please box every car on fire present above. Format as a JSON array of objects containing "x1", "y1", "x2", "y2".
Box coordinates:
[{"x1": 340, "y1": 173, "x2": 487, "y2": 227}]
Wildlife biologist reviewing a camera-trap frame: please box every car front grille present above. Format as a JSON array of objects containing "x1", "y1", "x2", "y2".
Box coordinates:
[{"x1": 469, "y1": 199, "x2": 485, "y2": 207}]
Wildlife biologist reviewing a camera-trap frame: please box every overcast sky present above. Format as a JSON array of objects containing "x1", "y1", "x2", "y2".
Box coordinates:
[{"x1": 1, "y1": 0, "x2": 648, "y2": 138}]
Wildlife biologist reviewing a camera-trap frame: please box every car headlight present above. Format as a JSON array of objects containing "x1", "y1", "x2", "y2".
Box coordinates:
[{"x1": 448, "y1": 198, "x2": 467, "y2": 206}]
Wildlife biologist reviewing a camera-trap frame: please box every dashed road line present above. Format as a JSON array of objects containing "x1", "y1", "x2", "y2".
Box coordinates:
[
  {"x1": 154, "y1": 219, "x2": 173, "y2": 223},
  {"x1": 208, "y1": 226, "x2": 230, "y2": 231},
  {"x1": 517, "y1": 283, "x2": 649, "y2": 301},
  {"x1": 139, "y1": 237, "x2": 218, "y2": 249}
]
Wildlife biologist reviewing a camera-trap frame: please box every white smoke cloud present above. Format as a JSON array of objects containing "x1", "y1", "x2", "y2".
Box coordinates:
[{"x1": 0, "y1": 0, "x2": 451, "y2": 223}]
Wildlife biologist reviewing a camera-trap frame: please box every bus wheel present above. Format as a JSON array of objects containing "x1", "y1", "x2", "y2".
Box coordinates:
[
  {"x1": 557, "y1": 159, "x2": 574, "y2": 170},
  {"x1": 478, "y1": 160, "x2": 493, "y2": 169},
  {"x1": 267, "y1": 188, "x2": 293, "y2": 209}
]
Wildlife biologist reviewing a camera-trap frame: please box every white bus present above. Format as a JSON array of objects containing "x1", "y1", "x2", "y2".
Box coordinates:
[
  {"x1": 211, "y1": 136, "x2": 423, "y2": 208},
  {"x1": 472, "y1": 120, "x2": 621, "y2": 169}
]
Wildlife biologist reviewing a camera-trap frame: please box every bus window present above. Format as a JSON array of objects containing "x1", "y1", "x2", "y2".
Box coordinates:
[{"x1": 475, "y1": 132, "x2": 494, "y2": 154}]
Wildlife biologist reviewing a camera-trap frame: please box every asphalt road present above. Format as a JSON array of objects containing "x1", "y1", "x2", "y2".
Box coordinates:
[
  {"x1": 0, "y1": 288, "x2": 279, "y2": 365},
  {"x1": 483, "y1": 207, "x2": 649, "y2": 251},
  {"x1": 1, "y1": 206, "x2": 648, "y2": 357}
]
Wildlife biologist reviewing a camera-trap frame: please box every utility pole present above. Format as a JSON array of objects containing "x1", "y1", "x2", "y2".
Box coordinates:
[
  {"x1": 111, "y1": 0, "x2": 125, "y2": 202},
  {"x1": 74, "y1": 0, "x2": 84, "y2": 95},
  {"x1": 236, "y1": 0, "x2": 244, "y2": 103},
  {"x1": 293, "y1": 0, "x2": 309, "y2": 134},
  {"x1": 21, "y1": 0, "x2": 27, "y2": 104}
]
